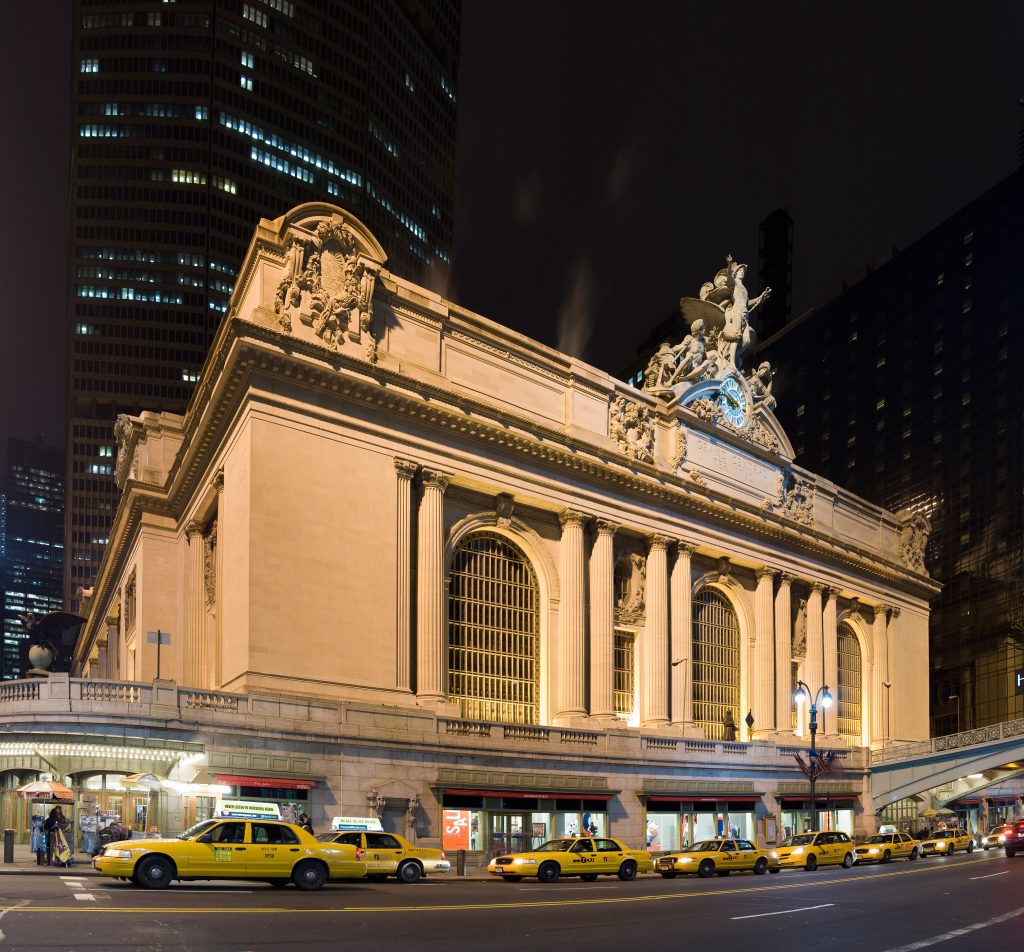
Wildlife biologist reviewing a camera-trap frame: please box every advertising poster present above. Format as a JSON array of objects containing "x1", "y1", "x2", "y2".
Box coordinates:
[{"x1": 442, "y1": 809, "x2": 470, "y2": 850}]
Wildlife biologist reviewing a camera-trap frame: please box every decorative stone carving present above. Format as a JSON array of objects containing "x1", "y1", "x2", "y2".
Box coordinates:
[
  {"x1": 688, "y1": 396, "x2": 721, "y2": 423},
  {"x1": 792, "y1": 596, "x2": 808, "y2": 658},
  {"x1": 747, "y1": 417, "x2": 780, "y2": 453},
  {"x1": 673, "y1": 425, "x2": 687, "y2": 472},
  {"x1": 614, "y1": 549, "x2": 647, "y2": 625},
  {"x1": 493, "y1": 493, "x2": 516, "y2": 527},
  {"x1": 609, "y1": 396, "x2": 655, "y2": 463},
  {"x1": 777, "y1": 467, "x2": 815, "y2": 526},
  {"x1": 747, "y1": 362, "x2": 777, "y2": 411},
  {"x1": 717, "y1": 558, "x2": 733, "y2": 582},
  {"x1": 394, "y1": 458, "x2": 419, "y2": 480},
  {"x1": 203, "y1": 519, "x2": 218, "y2": 608},
  {"x1": 896, "y1": 509, "x2": 931, "y2": 573},
  {"x1": 687, "y1": 468, "x2": 708, "y2": 489},
  {"x1": 124, "y1": 570, "x2": 137, "y2": 632},
  {"x1": 273, "y1": 219, "x2": 380, "y2": 357}
]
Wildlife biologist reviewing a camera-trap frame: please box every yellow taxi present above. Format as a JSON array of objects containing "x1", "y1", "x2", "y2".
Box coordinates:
[
  {"x1": 980, "y1": 825, "x2": 1011, "y2": 850},
  {"x1": 774, "y1": 831, "x2": 856, "y2": 871},
  {"x1": 919, "y1": 828, "x2": 974, "y2": 856},
  {"x1": 94, "y1": 818, "x2": 366, "y2": 890},
  {"x1": 487, "y1": 836, "x2": 654, "y2": 882},
  {"x1": 854, "y1": 832, "x2": 920, "y2": 863},
  {"x1": 656, "y1": 838, "x2": 781, "y2": 878},
  {"x1": 317, "y1": 830, "x2": 450, "y2": 882}
]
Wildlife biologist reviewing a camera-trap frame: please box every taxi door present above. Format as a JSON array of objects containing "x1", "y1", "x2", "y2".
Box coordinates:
[
  {"x1": 364, "y1": 833, "x2": 406, "y2": 875},
  {"x1": 594, "y1": 838, "x2": 626, "y2": 873},
  {"x1": 188, "y1": 821, "x2": 249, "y2": 878},
  {"x1": 719, "y1": 840, "x2": 741, "y2": 870},
  {"x1": 735, "y1": 839, "x2": 759, "y2": 871},
  {"x1": 816, "y1": 833, "x2": 837, "y2": 865},
  {"x1": 250, "y1": 822, "x2": 302, "y2": 878},
  {"x1": 567, "y1": 838, "x2": 598, "y2": 873}
]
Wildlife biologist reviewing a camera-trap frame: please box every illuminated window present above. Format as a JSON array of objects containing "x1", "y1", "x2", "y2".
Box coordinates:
[
  {"x1": 240, "y1": 75, "x2": 253, "y2": 91},
  {"x1": 241, "y1": 52, "x2": 254, "y2": 68},
  {"x1": 837, "y1": 623, "x2": 862, "y2": 745},
  {"x1": 613, "y1": 631, "x2": 635, "y2": 718},
  {"x1": 181, "y1": 370, "x2": 200, "y2": 383},
  {"x1": 447, "y1": 533, "x2": 539, "y2": 724},
  {"x1": 242, "y1": 4, "x2": 268, "y2": 28},
  {"x1": 936, "y1": 272, "x2": 944, "y2": 286},
  {"x1": 81, "y1": 59, "x2": 99, "y2": 73},
  {"x1": 692, "y1": 589, "x2": 739, "y2": 740}
]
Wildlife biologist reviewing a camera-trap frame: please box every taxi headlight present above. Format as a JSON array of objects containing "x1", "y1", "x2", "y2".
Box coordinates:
[
  {"x1": 791, "y1": 847, "x2": 804, "y2": 855},
  {"x1": 868, "y1": 848, "x2": 879, "y2": 855},
  {"x1": 769, "y1": 851, "x2": 777, "y2": 859},
  {"x1": 105, "y1": 849, "x2": 133, "y2": 859},
  {"x1": 998, "y1": 835, "x2": 1006, "y2": 843},
  {"x1": 678, "y1": 857, "x2": 692, "y2": 864},
  {"x1": 513, "y1": 858, "x2": 537, "y2": 865}
]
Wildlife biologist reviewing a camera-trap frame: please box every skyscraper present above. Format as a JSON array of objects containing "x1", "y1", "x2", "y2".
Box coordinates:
[
  {"x1": 2, "y1": 439, "x2": 65, "y2": 679},
  {"x1": 67, "y1": 0, "x2": 461, "y2": 605},
  {"x1": 759, "y1": 165, "x2": 1024, "y2": 736}
]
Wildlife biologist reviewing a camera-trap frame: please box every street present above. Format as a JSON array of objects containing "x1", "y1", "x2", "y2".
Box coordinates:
[{"x1": 1, "y1": 850, "x2": 1022, "y2": 951}]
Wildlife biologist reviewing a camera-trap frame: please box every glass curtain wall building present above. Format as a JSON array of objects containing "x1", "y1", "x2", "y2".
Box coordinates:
[
  {"x1": 67, "y1": 0, "x2": 461, "y2": 605},
  {"x1": 2, "y1": 440, "x2": 66, "y2": 679},
  {"x1": 759, "y1": 166, "x2": 1024, "y2": 736}
]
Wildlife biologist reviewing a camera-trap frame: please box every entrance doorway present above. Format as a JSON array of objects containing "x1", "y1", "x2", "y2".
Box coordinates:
[{"x1": 489, "y1": 813, "x2": 526, "y2": 857}]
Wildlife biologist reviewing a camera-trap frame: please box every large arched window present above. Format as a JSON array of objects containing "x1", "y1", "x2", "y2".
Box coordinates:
[
  {"x1": 837, "y1": 623, "x2": 863, "y2": 745},
  {"x1": 692, "y1": 588, "x2": 740, "y2": 740},
  {"x1": 447, "y1": 532, "x2": 540, "y2": 724}
]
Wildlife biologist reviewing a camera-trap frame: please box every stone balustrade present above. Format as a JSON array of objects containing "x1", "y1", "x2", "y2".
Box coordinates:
[{"x1": 870, "y1": 717, "x2": 1024, "y2": 765}]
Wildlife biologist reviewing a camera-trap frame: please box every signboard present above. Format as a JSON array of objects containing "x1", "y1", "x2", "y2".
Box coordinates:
[
  {"x1": 442, "y1": 809, "x2": 470, "y2": 850},
  {"x1": 214, "y1": 799, "x2": 281, "y2": 820},
  {"x1": 330, "y1": 816, "x2": 384, "y2": 832},
  {"x1": 1016, "y1": 671, "x2": 1024, "y2": 693}
]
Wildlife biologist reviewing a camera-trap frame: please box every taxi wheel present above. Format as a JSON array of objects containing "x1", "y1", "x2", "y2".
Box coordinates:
[
  {"x1": 909, "y1": 848, "x2": 918, "y2": 861},
  {"x1": 697, "y1": 859, "x2": 714, "y2": 879},
  {"x1": 804, "y1": 854, "x2": 818, "y2": 872},
  {"x1": 580, "y1": 874, "x2": 598, "y2": 882},
  {"x1": 502, "y1": 875, "x2": 523, "y2": 882},
  {"x1": 292, "y1": 860, "x2": 327, "y2": 891},
  {"x1": 967, "y1": 842, "x2": 975, "y2": 853},
  {"x1": 397, "y1": 861, "x2": 422, "y2": 884},
  {"x1": 753, "y1": 858, "x2": 768, "y2": 875},
  {"x1": 537, "y1": 861, "x2": 560, "y2": 883},
  {"x1": 1005, "y1": 847, "x2": 1016, "y2": 858},
  {"x1": 136, "y1": 856, "x2": 174, "y2": 890},
  {"x1": 947, "y1": 846, "x2": 955, "y2": 856},
  {"x1": 841, "y1": 853, "x2": 854, "y2": 869},
  {"x1": 617, "y1": 860, "x2": 638, "y2": 882},
  {"x1": 267, "y1": 879, "x2": 289, "y2": 889},
  {"x1": 881, "y1": 851, "x2": 892, "y2": 864}
]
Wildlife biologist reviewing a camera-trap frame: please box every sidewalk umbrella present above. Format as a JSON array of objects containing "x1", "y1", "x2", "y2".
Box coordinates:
[{"x1": 15, "y1": 779, "x2": 74, "y2": 800}]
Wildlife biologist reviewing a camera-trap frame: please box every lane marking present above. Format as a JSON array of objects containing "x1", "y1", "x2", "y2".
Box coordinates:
[
  {"x1": 74, "y1": 895, "x2": 96, "y2": 902},
  {"x1": 969, "y1": 871, "x2": 1007, "y2": 880},
  {"x1": 879, "y1": 904, "x2": 1024, "y2": 951},
  {"x1": 731, "y1": 903, "x2": 834, "y2": 920}
]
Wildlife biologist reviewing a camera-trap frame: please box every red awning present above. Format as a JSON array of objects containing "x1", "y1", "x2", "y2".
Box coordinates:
[
  {"x1": 444, "y1": 788, "x2": 613, "y2": 800},
  {"x1": 780, "y1": 794, "x2": 858, "y2": 804},
  {"x1": 648, "y1": 795, "x2": 762, "y2": 803},
  {"x1": 215, "y1": 774, "x2": 316, "y2": 791}
]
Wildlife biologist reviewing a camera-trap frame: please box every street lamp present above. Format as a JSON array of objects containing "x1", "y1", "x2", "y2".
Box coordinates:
[{"x1": 794, "y1": 680, "x2": 833, "y2": 831}]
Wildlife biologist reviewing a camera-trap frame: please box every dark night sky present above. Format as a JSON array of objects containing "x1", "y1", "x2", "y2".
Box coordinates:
[{"x1": 3, "y1": 2, "x2": 1023, "y2": 463}]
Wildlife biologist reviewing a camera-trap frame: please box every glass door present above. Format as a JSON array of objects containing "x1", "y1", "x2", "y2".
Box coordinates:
[{"x1": 489, "y1": 813, "x2": 526, "y2": 857}]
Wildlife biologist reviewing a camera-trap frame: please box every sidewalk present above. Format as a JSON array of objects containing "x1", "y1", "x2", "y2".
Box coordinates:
[{"x1": 0, "y1": 842, "x2": 101, "y2": 876}]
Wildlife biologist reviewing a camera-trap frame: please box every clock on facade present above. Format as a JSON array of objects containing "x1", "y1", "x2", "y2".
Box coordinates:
[{"x1": 717, "y1": 375, "x2": 749, "y2": 428}]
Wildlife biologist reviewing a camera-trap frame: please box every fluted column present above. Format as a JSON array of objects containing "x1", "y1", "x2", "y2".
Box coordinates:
[
  {"x1": 185, "y1": 518, "x2": 205, "y2": 688},
  {"x1": 871, "y1": 605, "x2": 889, "y2": 745},
  {"x1": 823, "y1": 586, "x2": 840, "y2": 734},
  {"x1": 774, "y1": 572, "x2": 793, "y2": 732},
  {"x1": 670, "y1": 543, "x2": 695, "y2": 726},
  {"x1": 210, "y1": 471, "x2": 224, "y2": 688},
  {"x1": 642, "y1": 535, "x2": 670, "y2": 726},
  {"x1": 416, "y1": 469, "x2": 451, "y2": 703},
  {"x1": 556, "y1": 509, "x2": 588, "y2": 720},
  {"x1": 753, "y1": 567, "x2": 776, "y2": 734},
  {"x1": 394, "y1": 459, "x2": 418, "y2": 692},
  {"x1": 886, "y1": 606, "x2": 901, "y2": 740},
  {"x1": 589, "y1": 519, "x2": 618, "y2": 719},
  {"x1": 804, "y1": 582, "x2": 825, "y2": 737}
]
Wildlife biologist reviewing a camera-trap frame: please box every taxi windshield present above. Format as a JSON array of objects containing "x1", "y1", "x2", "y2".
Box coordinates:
[
  {"x1": 863, "y1": 835, "x2": 891, "y2": 844},
  {"x1": 688, "y1": 841, "x2": 726, "y2": 853},
  {"x1": 780, "y1": 833, "x2": 816, "y2": 847},
  {"x1": 932, "y1": 831, "x2": 954, "y2": 839},
  {"x1": 178, "y1": 819, "x2": 219, "y2": 840},
  {"x1": 537, "y1": 840, "x2": 576, "y2": 852}
]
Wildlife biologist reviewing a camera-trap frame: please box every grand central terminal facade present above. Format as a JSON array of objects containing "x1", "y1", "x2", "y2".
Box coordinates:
[{"x1": 0, "y1": 205, "x2": 938, "y2": 856}]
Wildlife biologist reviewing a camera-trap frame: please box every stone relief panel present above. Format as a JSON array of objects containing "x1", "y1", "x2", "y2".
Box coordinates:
[
  {"x1": 769, "y1": 466, "x2": 815, "y2": 526},
  {"x1": 614, "y1": 547, "x2": 646, "y2": 626},
  {"x1": 609, "y1": 396, "x2": 655, "y2": 464},
  {"x1": 203, "y1": 519, "x2": 218, "y2": 609},
  {"x1": 897, "y1": 508, "x2": 931, "y2": 574}
]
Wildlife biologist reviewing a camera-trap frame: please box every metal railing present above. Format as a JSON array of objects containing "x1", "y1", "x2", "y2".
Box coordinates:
[{"x1": 870, "y1": 718, "x2": 1024, "y2": 765}]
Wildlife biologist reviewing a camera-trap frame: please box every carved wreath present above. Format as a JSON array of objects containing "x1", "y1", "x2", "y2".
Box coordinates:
[{"x1": 610, "y1": 396, "x2": 655, "y2": 463}]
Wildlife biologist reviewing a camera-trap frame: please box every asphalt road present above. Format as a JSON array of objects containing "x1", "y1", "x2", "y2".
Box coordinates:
[{"x1": 1, "y1": 850, "x2": 1022, "y2": 951}]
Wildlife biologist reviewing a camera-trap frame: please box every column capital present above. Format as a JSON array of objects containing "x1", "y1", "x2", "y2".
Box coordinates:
[
  {"x1": 558, "y1": 508, "x2": 588, "y2": 529},
  {"x1": 826, "y1": 585, "x2": 841, "y2": 601},
  {"x1": 756, "y1": 566, "x2": 777, "y2": 582},
  {"x1": 185, "y1": 519, "x2": 204, "y2": 541},
  {"x1": 394, "y1": 457, "x2": 419, "y2": 480},
  {"x1": 889, "y1": 606, "x2": 902, "y2": 620},
  {"x1": 675, "y1": 542, "x2": 696, "y2": 558},
  {"x1": 778, "y1": 571, "x2": 795, "y2": 586},
  {"x1": 421, "y1": 469, "x2": 451, "y2": 492},
  {"x1": 593, "y1": 518, "x2": 619, "y2": 537},
  {"x1": 212, "y1": 469, "x2": 224, "y2": 494},
  {"x1": 810, "y1": 581, "x2": 825, "y2": 595},
  {"x1": 647, "y1": 533, "x2": 670, "y2": 551}
]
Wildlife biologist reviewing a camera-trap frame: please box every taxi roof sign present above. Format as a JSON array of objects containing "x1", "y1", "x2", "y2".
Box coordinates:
[
  {"x1": 214, "y1": 798, "x2": 282, "y2": 820},
  {"x1": 331, "y1": 816, "x2": 384, "y2": 831}
]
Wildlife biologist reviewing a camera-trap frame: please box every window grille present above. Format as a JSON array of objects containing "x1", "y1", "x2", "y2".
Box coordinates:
[
  {"x1": 692, "y1": 589, "x2": 739, "y2": 739},
  {"x1": 447, "y1": 532, "x2": 539, "y2": 724},
  {"x1": 837, "y1": 623, "x2": 862, "y2": 744},
  {"x1": 613, "y1": 630, "x2": 635, "y2": 717},
  {"x1": 791, "y1": 660, "x2": 800, "y2": 730}
]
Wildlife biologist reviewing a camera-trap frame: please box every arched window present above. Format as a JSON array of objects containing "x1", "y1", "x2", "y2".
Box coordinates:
[
  {"x1": 837, "y1": 623, "x2": 863, "y2": 744},
  {"x1": 692, "y1": 588, "x2": 740, "y2": 740},
  {"x1": 447, "y1": 532, "x2": 540, "y2": 724}
]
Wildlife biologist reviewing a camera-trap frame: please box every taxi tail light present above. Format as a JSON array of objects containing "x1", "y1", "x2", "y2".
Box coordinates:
[
  {"x1": 355, "y1": 848, "x2": 363, "y2": 860},
  {"x1": 440, "y1": 851, "x2": 446, "y2": 860}
]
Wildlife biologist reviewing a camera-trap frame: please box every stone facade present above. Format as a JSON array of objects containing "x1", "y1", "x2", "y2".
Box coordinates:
[{"x1": 1, "y1": 205, "x2": 938, "y2": 847}]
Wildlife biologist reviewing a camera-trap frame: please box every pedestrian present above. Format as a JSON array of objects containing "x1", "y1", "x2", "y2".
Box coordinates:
[
  {"x1": 298, "y1": 813, "x2": 314, "y2": 835},
  {"x1": 30, "y1": 815, "x2": 47, "y2": 866},
  {"x1": 44, "y1": 806, "x2": 72, "y2": 867}
]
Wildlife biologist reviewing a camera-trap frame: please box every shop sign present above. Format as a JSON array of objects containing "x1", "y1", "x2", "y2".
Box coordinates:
[
  {"x1": 442, "y1": 809, "x2": 471, "y2": 850},
  {"x1": 214, "y1": 798, "x2": 281, "y2": 820},
  {"x1": 330, "y1": 816, "x2": 384, "y2": 831},
  {"x1": 1016, "y1": 671, "x2": 1024, "y2": 693}
]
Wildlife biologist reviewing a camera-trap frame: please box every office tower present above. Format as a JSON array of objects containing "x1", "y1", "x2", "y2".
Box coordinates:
[
  {"x1": 757, "y1": 208, "x2": 792, "y2": 339},
  {"x1": 67, "y1": 0, "x2": 462, "y2": 605},
  {"x1": 2, "y1": 439, "x2": 65, "y2": 679},
  {"x1": 759, "y1": 165, "x2": 1024, "y2": 736}
]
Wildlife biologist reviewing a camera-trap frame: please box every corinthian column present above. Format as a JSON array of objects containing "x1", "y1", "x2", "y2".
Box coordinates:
[
  {"x1": 823, "y1": 586, "x2": 840, "y2": 734},
  {"x1": 556, "y1": 509, "x2": 588, "y2": 721},
  {"x1": 185, "y1": 518, "x2": 205, "y2": 688},
  {"x1": 886, "y1": 606, "x2": 901, "y2": 739},
  {"x1": 753, "y1": 567, "x2": 776, "y2": 734},
  {"x1": 774, "y1": 573, "x2": 793, "y2": 733},
  {"x1": 589, "y1": 519, "x2": 618, "y2": 719},
  {"x1": 416, "y1": 469, "x2": 450, "y2": 703},
  {"x1": 642, "y1": 535, "x2": 670, "y2": 726},
  {"x1": 805, "y1": 583, "x2": 825, "y2": 720},
  {"x1": 670, "y1": 543, "x2": 695, "y2": 727},
  {"x1": 394, "y1": 459, "x2": 418, "y2": 692},
  {"x1": 871, "y1": 605, "x2": 889, "y2": 745}
]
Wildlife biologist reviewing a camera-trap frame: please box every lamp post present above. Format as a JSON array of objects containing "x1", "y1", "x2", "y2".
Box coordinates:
[{"x1": 794, "y1": 680, "x2": 833, "y2": 831}]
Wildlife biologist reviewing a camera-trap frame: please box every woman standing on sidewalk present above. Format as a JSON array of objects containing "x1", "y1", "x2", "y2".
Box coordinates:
[{"x1": 44, "y1": 806, "x2": 72, "y2": 867}]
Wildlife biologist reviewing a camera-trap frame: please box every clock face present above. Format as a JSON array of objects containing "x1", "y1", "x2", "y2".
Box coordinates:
[{"x1": 717, "y1": 375, "x2": 748, "y2": 428}]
